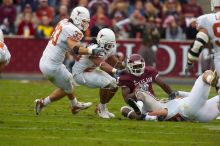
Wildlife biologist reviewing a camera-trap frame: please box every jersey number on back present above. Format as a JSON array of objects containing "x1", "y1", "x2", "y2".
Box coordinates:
[
  {"x1": 213, "y1": 22, "x2": 220, "y2": 47},
  {"x1": 51, "y1": 23, "x2": 62, "y2": 46}
]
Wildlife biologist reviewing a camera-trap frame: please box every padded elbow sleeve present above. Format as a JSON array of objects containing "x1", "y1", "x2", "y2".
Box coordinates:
[{"x1": 188, "y1": 32, "x2": 209, "y2": 61}]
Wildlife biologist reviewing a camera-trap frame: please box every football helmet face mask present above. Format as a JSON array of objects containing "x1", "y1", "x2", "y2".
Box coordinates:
[
  {"x1": 70, "y1": 6, "x2": 90, "y2": 31},
  {"x1": 126, "y1": 54, "x2": 145, "y2": 76},
  {"x1": 96, "y1": 28, "x2": 116, "y2": 53},
  {"x1": 0, "y1": 29, "x2": 3, "y2": 43},
  {"x1": 211, "y1": 0, "x2": 220, "y2": 11}
]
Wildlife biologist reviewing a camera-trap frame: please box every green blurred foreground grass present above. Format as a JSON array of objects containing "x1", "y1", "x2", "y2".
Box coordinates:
[{"x1": 0, "y1": 80, "x2": 219, "y2": 146}]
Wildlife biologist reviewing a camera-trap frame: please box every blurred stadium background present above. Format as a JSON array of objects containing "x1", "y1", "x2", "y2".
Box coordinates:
[{"x1": 0, "y1": 0, "x2": 214, "y2": 81}]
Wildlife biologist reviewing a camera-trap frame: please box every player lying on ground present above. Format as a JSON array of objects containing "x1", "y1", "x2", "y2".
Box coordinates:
[
  {"x1": 121, "y1": 70, "x2": 220, "y2": 122},
  {"x1": 186, "y1": 0, "x2": 220, "y2": 97},
  {"x1": 35, "y1": 6, "x2": 105, "y2": 115},
  {"x1": 0, "y1": 29, "x2": 11, "y2": 73},
  {"x1": 72, "y1": 28, "x2": 125, "y2": 118},
  {"x1": 117, "y1": 54, "x2": 175, "y2": 115}
]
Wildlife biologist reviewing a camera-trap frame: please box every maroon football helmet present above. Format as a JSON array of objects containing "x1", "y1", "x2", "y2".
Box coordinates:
[{"x1": 126, "y1": 54, "x2": 145, "y2": 76}]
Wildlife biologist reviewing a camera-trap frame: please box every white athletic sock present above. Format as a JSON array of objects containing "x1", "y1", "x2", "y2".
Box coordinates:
[
  {"x1": 71, "y1": 98, "x2": 78, "y2": 106},
  {"x1": 137, "y1": 100, "x2": 143, "y2": 109},
  {"x1": 100, "y1": 104, "x2": 106, "y2": 110},
  {"x1": 43, "y1": 97, "x2": 51, "y2": 106}
]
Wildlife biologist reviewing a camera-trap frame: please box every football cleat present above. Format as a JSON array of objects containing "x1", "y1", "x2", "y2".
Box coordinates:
[
  {"x1": 95, "y1": 104, "x2": 115, "y2": 119},
  {"x1": 203, "y1": 70, "x2": 219, "y2": 87},
  {"x1": 35, "y1": 99, "x2": 44, "y2": 115},
  {"x1": 127, "y1": 98, "x2": 142, "y2": 115},
  {"x1": 71, "y1": 102, "x2": 92, "y2": 114},
  {"x1": 106, "y1": 110, "x2": 115, "y2": 118}
]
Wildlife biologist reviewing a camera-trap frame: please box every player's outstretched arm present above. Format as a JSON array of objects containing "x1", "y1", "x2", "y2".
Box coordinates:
[
  {"x1": 148, "y1": 109, "x2": 167, "y2": 118},
  {"x1": 90, "y1": 56, "x2": 124, "y2": 75},
  {"x1": 154, "y1": 76, "x2": 173, "y2": 95},
  {"x1": 106, "y1": 55, "x2": 125, "y2": 69},
  {"x1": 67, "y1": 38, "x2": 104, "y2": 56}
]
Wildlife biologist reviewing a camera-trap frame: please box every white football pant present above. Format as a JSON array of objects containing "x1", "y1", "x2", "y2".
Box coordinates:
[
  {"x1": 135, "y1": 91, "x2": 165, "y2": 113},
  {"x1": 177, "y1": 76, "x2": 220, "y2": 122},
  {"x1": 39, "y1": 56, "x2": 74, "y2": 94},
  {"x1": 73, "y1": 69, "x2": 117, "y2": 89}
]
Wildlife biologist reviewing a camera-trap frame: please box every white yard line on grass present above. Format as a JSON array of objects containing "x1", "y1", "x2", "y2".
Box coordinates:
[
  {"x1": 0, "y1": 126, "x2": 217, "y2": 136},
  {"x1": 0, "y1": 134, "x2": 211, "y2": 144},
  {"x1": 0, "y1": 119, "x2": 184, "y2": 128},
  {"x1": 203, "y1": 125, "x2": 220, "y2": 131}
]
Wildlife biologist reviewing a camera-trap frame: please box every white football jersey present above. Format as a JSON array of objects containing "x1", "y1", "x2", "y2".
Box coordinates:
[
  {"x1": 164, "y1": 99, "x2": 181, "y2": 120},
  {"x1": 72, "y1": 45, "x2": 116, "y2": 75},
  {"x1": 0, "y1": 42, "x2": 11, "y2": 65},
  {"x1": 42, "y1": 19, "x2": 84, "y2": 64},
  {"x1": 164, "y1": 98, "x2": 190, "y2": 121},
  {"x1": 197, "y1": 12, "x2": 220, "y2": 54}
]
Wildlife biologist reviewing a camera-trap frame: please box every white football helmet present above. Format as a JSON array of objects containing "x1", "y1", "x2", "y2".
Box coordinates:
[
  {"x1": 211, "y1": 0, "x2": 220, "y2": 11},
  {"x1": 96, "y1": 28, "x2": 116, "y2": 52},
  {"x1": 0, "y1": 29, "x2": 3, "y2": 43},
  {"x1": 126, "y1": 54, "x2": 145, "y2": 76},
  {"x1": 70, "y1": 6, "x2": 90, "y2": 31}
]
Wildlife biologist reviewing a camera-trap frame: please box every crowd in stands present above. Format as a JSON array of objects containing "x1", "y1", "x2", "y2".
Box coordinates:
[{"x1": 0, "y1": 0, "x2": 204, "y2": 40}]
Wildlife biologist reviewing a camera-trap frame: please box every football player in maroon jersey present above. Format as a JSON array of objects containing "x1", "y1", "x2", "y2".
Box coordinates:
[
  {"x1": 117, "y1": 54, "x2": 176, "y2": 120},
  {"x1": 122, "y1": 70, "x2": 220, "y2": 122}
]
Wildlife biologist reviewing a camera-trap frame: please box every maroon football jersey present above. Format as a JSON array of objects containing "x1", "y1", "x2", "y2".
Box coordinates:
[{"x1": 118, "y1": 66, "x2": 158, "y2": 95}]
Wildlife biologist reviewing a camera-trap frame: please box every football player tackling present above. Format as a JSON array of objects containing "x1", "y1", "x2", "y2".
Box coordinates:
[
  {"x1": 122, "y1": 70, "x2": 220, "y2": 122},
  {"x1": 72, "y1": 28, "x2": 125, "y2": 118},
  {"x1": 0, "y1": 29, "x2": 11, "y2": 73},
  {"x1": 35, "y1": 6, "x2": 105, "y2": 115}
]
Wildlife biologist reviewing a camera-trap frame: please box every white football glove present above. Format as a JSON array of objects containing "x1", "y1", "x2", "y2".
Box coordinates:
[{"x1": 87, "y1": 44, "x2": 106, "y2": 57}]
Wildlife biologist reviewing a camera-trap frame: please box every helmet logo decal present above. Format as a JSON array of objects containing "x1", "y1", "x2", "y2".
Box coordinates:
[
  {"x1": 77, "y1": 11, "x2": 82, "y2": 16},
  {"x1": 100, "y1": 34, "x2": 104, "y2": 38}
]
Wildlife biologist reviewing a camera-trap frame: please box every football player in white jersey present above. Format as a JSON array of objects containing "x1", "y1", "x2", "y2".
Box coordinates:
[
  {"x1": 72, "y1": 28, "x2": 125, "y2": 119},
  {"x1": 0, "y1": 29, "x2": 11, "y2": 73},
  {"x1": 35, "y1": 6, "x2": 105, "y2": 115},
  {"x1": 121, "y1": 70, "x2": 220, "y2": 122},
  {"x1": 186, "y1": 0, "x2": 220, "y2": 95}
]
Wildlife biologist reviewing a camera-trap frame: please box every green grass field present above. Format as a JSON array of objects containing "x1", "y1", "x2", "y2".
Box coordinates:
[{"x1": 0, "y1": 80, "x2": 220, "y2": 146}]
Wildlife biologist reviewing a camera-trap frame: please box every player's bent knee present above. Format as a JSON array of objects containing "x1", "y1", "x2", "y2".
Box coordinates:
[
  {"x1": 63, "y1": 81, "x2": 73, "y2": 94},
  {"x1": 64, "y1": 87, "x2": 73, "y2": 94}
]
